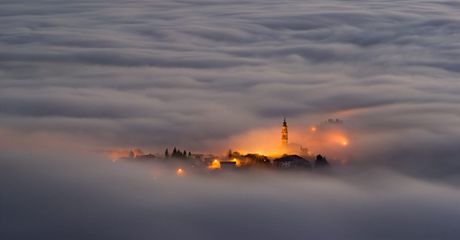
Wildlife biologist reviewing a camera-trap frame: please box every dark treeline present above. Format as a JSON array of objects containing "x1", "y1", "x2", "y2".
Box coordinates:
[{"x1": 165, "y1": 147, "x2": 192, "y2": 159}]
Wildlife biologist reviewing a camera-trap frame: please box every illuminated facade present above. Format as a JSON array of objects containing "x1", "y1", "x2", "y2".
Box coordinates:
[{"x1": 281, "y1": 118, "x2": 288, "y2": 146}]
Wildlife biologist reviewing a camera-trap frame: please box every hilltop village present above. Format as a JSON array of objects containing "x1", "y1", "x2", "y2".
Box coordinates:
[{"x1": 115, "y1": 119, "x2": 336, "y2": 174}]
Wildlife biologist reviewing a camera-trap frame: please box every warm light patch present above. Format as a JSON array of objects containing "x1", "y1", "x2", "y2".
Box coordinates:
[
  {"x1": 176, "y1": 168, "x2": 185, "y2": 176},
  {"x1": 223, "y1": 128, "x2": 283, "y2": 157},
  {"x1": 222, "y1": 123, "x2": 352, "y2": 160},
  {"x1": 231, "y1": 158, "x2": 241, "y2": 167},
  {"x1": 208, "y1": 159, "x2": 221, "y2": 169},
  {"x1": 107, "y1": 149, "x2": 131, "y2": 161},
  {"x1": 335, "y1": 135, "x2": 349, "y2": 147},
  {"x1": 106, "y1": 148, "x2": 144, "y2": 161}
]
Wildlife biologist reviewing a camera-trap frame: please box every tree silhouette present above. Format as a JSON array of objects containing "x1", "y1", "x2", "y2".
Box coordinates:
[
  {"x1": 315, "y1": 154, "x2": 330, "y2": 168},
  {"x1": 165, "y1": 149, "x2": 169, "y2": 158}
]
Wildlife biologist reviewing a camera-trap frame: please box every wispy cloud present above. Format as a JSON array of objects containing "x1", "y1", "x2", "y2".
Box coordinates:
[{"x1": 0, "y1": 0, "x2": 460, "y2": 177}]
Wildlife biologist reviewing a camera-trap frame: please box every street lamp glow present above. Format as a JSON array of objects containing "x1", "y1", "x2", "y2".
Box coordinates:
[{"x1": 176, "y1": 168, "x2": 185, "y2": 176}]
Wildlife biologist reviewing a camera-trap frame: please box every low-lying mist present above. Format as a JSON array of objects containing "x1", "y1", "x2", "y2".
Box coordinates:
[{"x1": 2, "y1": 151, "x2": 460, "y2": 240}]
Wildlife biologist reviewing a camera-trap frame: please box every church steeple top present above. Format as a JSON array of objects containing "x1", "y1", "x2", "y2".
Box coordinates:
[{"x1": 281, "y1": 118, "x2": 288, "y2": 146}]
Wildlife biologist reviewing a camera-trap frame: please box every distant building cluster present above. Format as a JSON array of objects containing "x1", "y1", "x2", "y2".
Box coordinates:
[
  {"x1": 116, "y1": 118, "x2": 332, "y2": 174},
  {"x1": 120, "y1": 148, "x2": 155, "y2": 160},
  {"x1": 322, "y1": 118, "x2": 344, "y2": 126}
]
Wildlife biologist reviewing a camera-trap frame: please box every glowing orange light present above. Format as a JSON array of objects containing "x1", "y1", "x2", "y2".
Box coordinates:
[
  {"x1": 208, "y1": 159, "x2": 221, "y2": 169},
  {"x1": 329, "y1": 134, "x2": 349, "y2": 147},
  {"x1": 176, "y1": 168, "x2": 185, "y2": 176},
  {"x1": 231, "y1": 158, "x2": 241, "y2": 167},
  {"x1": 310, "y1": 127, "x2": 317, "y2": 132}
]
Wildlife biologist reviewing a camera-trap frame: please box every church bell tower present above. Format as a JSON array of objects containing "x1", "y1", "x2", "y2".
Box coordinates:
[{"x1": 281, "y1": 118, "x2": 288, "y2": 146}]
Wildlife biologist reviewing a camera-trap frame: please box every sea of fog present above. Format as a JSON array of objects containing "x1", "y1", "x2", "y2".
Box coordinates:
[
  {"x1": 2, "y1": 0, "x2": 460, "y2": 239},
  {"x1": 2, "y1": 151, "x2": 460, "y2": 240}
]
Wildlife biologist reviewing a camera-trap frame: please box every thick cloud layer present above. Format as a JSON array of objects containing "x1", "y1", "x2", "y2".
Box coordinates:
[
  {"x1": 1, "y1": 0, "x2": 460, "y2": 177},
  {"x1": 2, "y1": 152, "x2": 460, "y2": 240}
]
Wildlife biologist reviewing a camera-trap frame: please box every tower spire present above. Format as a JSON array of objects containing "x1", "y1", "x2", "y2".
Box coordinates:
[{"x1": 281, "y1": 118, "x2": 288, "y2": 146}]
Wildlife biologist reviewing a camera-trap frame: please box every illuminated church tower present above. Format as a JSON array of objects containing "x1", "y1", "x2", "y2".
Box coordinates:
[{"x1": 281, "y1": 118, "x2": 288, "y2": 146}]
